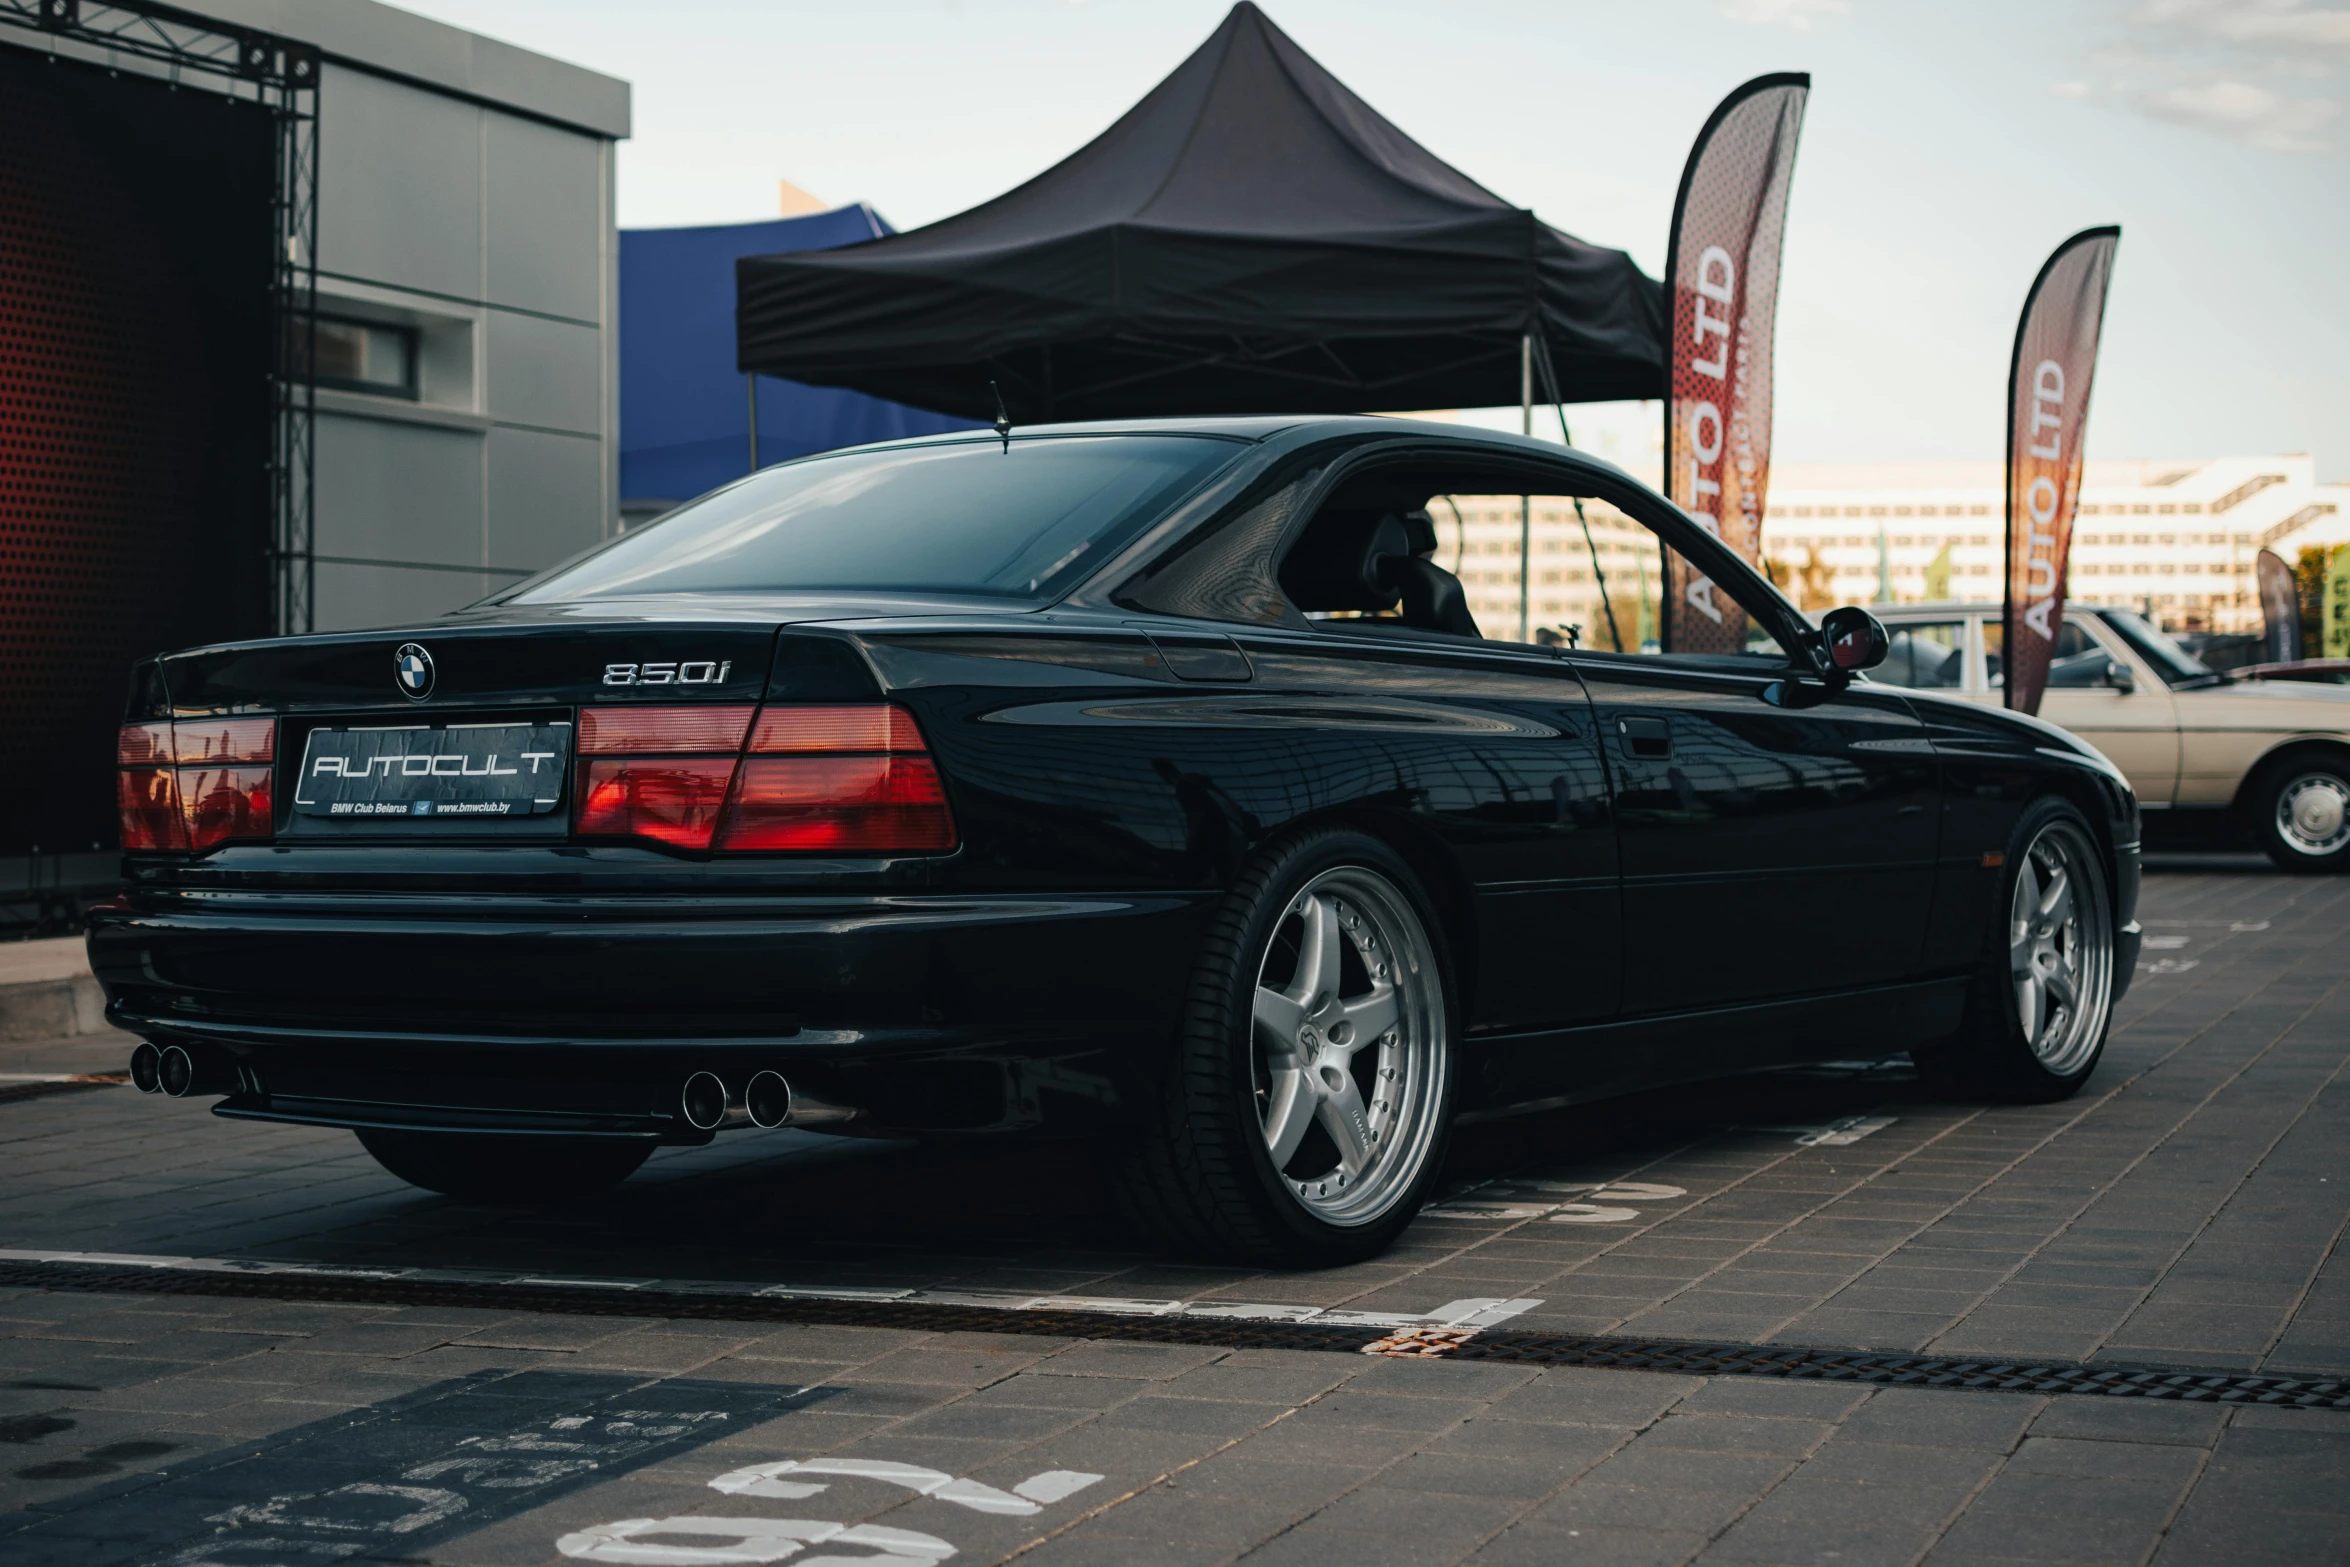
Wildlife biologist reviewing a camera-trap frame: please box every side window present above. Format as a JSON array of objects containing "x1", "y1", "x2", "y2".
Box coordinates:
[
  {"x1": 1277, "y1": 474, "x2": 1795, "y2": 663},
  {"x1": 1877, "y1": 622, "x2": 1966, "y2": 688},
  {"x1": 1986, "y1": 618, "x2": 2106, "y2": 688},
  {"x1": 2046, "y1": 621, "x2": 2116, "y2": 688}
]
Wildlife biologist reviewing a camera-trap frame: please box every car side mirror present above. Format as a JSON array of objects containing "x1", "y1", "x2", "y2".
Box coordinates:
[
  {"x1": 2104, "y1": 659, "x2": 2136, "y2": 693},
  {"x1": 1818, "y1": 606, "x2": 1889, "y2": 678}
]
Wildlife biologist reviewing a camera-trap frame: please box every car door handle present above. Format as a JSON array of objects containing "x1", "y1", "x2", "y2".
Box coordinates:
[{"x1": 1617, "y1": 716, "x2": 1671, "y2": 760}]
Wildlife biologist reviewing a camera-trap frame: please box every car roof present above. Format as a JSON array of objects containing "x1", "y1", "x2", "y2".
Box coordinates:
[{"x1": 786, "y1": 414, "x2": 1644, "y2": 483}]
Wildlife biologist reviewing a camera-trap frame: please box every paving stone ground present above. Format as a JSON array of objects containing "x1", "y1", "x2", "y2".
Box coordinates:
[{"x1": 0, "y1": 856, "x2": 2343, "y2": 1565}]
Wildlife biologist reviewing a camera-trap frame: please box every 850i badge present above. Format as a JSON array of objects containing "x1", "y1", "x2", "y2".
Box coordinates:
[{"x1": 294, "y1": 722, "x2": 571, "y2": 817}]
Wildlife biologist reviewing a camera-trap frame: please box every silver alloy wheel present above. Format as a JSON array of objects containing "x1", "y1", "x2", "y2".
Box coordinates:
[
  {"x1": 2009, "y1": 820, "x2": 2114, "y2": 1076},
  {"x1": 2274, "y1": 771, "x2": 2350, "y2": 858},
  {"x1": 1250, "y1": 866, "x2": 1447, "y2": 1227}
]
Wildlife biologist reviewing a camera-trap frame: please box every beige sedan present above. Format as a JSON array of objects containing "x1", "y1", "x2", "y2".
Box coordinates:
[{"x1": 1870, "y1": 601, "x2": 2350, "y2": 871}]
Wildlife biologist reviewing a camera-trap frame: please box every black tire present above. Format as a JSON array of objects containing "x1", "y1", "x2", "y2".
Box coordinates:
[
  {"x1": 1116, "y1": 828, "x2": 1458, "y2": 1267},
  {"x1": 2248, "y1": 753, "x2": 2350, "y2": 874},
  {"x1": 356, "y1": 1129, "x2": 652, "y2": 1202},
  {"x1": 1914, "y1": 797, "x2": 2117, "y2": 1104}
]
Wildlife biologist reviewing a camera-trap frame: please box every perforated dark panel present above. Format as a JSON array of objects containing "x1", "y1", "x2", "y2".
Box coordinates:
[{"x1": 0, "y1": 46, "x2": 275, "y2": 853}]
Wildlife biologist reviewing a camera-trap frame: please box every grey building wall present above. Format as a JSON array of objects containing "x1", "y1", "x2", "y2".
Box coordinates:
[{"x1": 183, "y1": 0, "x2": 629, "y2": 631}]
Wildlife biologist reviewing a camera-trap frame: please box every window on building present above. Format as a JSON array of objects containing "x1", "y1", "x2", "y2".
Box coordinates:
[
  {"x1": 311, "y1": 315, "x2": 418, "y2": 399},
  {"x1": 1970, "y1": 505, "x2": 1991, "y2": 515}
]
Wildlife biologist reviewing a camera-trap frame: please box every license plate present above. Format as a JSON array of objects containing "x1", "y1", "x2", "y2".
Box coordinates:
[{"x1": 293, "y1": 722, "x2": 571, "y2": 819}]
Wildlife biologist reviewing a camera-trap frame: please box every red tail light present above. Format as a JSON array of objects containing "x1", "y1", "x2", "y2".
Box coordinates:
[
  {"x1": 580, "y1": 705, "x2": 754, "y2": 754},
  {"x1": 183, "y1": 767, "x2": 274, "y2": 851},
  {"x1": 718, "y1": 754, "x2": 955, "y2": 851},
  {"x1": 115, "y1": 718, "x2": 276, "y2": 852},
  {"x1": 577, "y1": 758, "x2": 738, "y2": 848},
  {"x1": 747, "y1": 704, "x2": 925, "y2": 754},
  {"x1": 117, "y1": 767, "x2": 187, "y2": 851},
  {"x1": 574, "y1": 702, "x2": 956, "y2": 855}
]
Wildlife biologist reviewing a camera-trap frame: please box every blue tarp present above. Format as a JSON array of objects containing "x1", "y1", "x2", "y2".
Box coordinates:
[{"x1": 619, "y1": 206, "x2": 976, "y2": 506}]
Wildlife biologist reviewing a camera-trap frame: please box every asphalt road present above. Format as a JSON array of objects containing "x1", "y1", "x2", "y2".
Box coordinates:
[{"x1": 0, "y1": 856, "x2": 2343, "y2": 1565}]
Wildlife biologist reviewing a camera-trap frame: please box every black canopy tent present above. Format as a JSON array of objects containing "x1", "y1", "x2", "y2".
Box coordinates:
[{"x1": 735, "y1": 3, "x2": 1665, "y2": 422}]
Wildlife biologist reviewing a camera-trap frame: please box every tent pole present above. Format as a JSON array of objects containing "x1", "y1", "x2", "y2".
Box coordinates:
[
  {"x1": 1519, "y1": 333, "x2": 1533, "y2": 643},
  {"x1": 747, "y1": 375, "x2": 760, "y2": 473}
]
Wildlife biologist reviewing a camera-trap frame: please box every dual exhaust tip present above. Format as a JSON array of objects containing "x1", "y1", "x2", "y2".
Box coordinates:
[
  {"x1": 131, "y1": 1044, "x2": 851, "y2": 1134},
  {"x1": 129, "y1": 1042, "x2": 214, "y2": 1098},
  {"x1": 680, "y1": 1070, "x2": 855, "y2": 1133}
]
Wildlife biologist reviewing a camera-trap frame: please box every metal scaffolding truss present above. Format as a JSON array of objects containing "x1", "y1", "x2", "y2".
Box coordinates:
[{"x1": 0, "y1": 0, "x2": 321, "y2": 634}]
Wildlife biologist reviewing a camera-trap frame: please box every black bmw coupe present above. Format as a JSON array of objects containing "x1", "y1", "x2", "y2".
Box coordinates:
[{"x1": 91, "y1": 419, "x2": 2141, "y2": 1264}]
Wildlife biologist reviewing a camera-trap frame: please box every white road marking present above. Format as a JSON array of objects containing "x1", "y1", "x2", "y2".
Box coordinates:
[
  {"x1": 707, "y1": 1460, "x2": 1095, "y2": 1517},
  {"x1": 1741, "y1": 1115, "x2": 1898, "y2": 1147},
  {"x1": 1012, "y1": 1472, "x2": 1104, "y2": 1505},
  {"x1": 588, "y1": 1458, "x2": 1104, "y2": 1565},
  {"x1": 0, "y1": 1251, "x2": 1538, "y2": 1335},
  {"x1": 559, "y1": 1516, "x2": 955, "y2": 1565},
  {"x1": 1423, "y1": 1180, "x2": 1688, "y2": 1224}
]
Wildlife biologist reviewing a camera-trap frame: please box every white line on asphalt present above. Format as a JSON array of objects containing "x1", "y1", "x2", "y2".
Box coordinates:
[{"x1": 0, "y1": 1248, "x2": 1541, "y2": 1332}]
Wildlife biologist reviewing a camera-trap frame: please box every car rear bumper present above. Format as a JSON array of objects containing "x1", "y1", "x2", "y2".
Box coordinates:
[{"x1": 87, "y1": 890, "x2": 1211, "y2": 1140}]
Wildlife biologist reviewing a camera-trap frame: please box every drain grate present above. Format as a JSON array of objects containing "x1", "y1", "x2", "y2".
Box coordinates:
[
  {"x1": 1446, "y1": 1334, "x2": 2348, "y2": 1406},
  {"x1": 3, "y1": 1255, "x2": 2342, "y2": 1409}
]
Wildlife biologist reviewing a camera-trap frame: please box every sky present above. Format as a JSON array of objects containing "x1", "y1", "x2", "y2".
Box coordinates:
[{"x1": 402, "y1": 0, "x2": 2350, "y2": 482}]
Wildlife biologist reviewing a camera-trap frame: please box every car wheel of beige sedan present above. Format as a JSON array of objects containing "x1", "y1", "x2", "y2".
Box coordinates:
[{"x1": 2251, "y1": 754, "x2": 2350, "y2": 874}]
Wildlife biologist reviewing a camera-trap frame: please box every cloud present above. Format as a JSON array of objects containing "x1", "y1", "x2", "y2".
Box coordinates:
[
  {"x1": 1721, "y1": 0, "x2": 1848, "y2": 29},
  {"x1": 2141, "y1": 76, "x2": 2341, "y2": 147},
  {"x1": 2091, "y1": 0, "x2": 2349, "y2": 152},
  {"x1": 2133, "y1": 0, "x2": 2350, "y2": 48}
]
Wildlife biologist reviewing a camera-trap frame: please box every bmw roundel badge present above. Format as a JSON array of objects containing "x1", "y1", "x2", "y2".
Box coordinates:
[{"x1": 394, "y1": 642, "x2": 436, "y2": 701}]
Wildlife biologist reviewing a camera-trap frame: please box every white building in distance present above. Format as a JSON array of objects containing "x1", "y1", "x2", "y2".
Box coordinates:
[
  {"x1": 1432, "y1": 454, "x2": 2347, "y2": 643},
  {"x1": 1763, "y1": 456, "x2": 2347, "y2": 634}
]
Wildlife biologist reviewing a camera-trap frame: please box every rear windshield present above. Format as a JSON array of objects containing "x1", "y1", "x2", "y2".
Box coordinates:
[{"x1": 513, "y1": 435, "x2": 1240, "y2": 603}]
